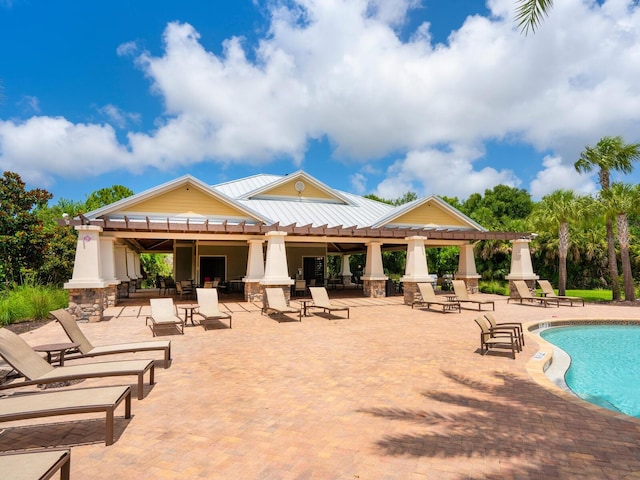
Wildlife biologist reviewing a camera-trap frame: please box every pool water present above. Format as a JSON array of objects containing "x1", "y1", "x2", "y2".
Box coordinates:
[{"x1": 540, "y1": 325, "x2": 640, "y2": 418}]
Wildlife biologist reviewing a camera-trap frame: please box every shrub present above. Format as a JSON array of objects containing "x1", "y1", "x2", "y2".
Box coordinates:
[{"x1": 0, "y1": 284, "x2": 68, "y2": 325}]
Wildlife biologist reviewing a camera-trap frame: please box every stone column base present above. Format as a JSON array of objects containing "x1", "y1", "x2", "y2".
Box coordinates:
[
  {"x1": 105, "y1": 284, "x2": 118, "y2": 307},
  {"x1": 508, "y1": 279, "x2": 536, "y2": 298},
  {"x1": 260, "y1": 285, "x2": 293, "y2": 311},
  {"x1": 67, "y1": 288, "x2": 105, "y2": 322},
  {"x1": 454, "y1": 277, "x2": 480, "y2": 294},
  {"x1": 363, "y1": 279, "x2": 386, "y2": 298},
  {"x1": 402, "y1": 281, "x2": 420, "y2": 305},
  {"x1": 244, "y1": 282, "x2": 262, "y2": 303}
]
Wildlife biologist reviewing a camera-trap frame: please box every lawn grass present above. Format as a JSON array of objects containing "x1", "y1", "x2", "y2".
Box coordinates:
[{"x1": 534, "y1": 288, "x2": 614, "y2": 302}]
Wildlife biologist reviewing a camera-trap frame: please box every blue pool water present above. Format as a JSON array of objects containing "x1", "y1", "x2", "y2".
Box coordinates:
[{"x1": 540, "y1": 325, "x2": 640, "y2": 418}]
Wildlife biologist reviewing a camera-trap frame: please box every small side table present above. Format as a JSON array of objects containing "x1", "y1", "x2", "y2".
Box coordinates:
[
  {"x1": 178, "y1": 304, "x2": 199, "y2": 326},
  {"x1": 33, "y1": 342, "x2": 80, "y2": 366},
  {"x1": 299, "y1": 299, "x2": 314, "y2": 317}
]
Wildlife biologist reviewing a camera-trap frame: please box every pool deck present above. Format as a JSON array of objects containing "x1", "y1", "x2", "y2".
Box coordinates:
[{"x1": 2, "y1": 293, "x2": 640, "y2": 479}]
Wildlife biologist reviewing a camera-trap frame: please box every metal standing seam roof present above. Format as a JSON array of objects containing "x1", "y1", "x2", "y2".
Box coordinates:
[{"x1": 212, "y1": 174, "x2": 394, "y2": 229}]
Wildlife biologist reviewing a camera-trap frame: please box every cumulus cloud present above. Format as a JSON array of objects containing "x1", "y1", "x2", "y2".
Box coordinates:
[
  {"x1": 1, "y1": 0, "x2": 639, "y2": 196},
  {"x1": 374, "y1": 144, "x2": 520, "y2": 200},
  {"x1": 0, "y1": 116, "x2": 133, "y2": 185},
  {"x1": 530, "y1": 154, "x2": 597, "y2": 199}
]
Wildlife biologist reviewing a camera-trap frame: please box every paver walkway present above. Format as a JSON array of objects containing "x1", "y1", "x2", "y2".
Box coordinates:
[{"x1": 1, "y1": 293, "x2": 640, "y2": 479}]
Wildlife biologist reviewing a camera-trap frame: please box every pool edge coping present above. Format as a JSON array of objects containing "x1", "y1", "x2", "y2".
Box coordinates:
[{"x1": 525, "y1": 317, "x2": 640, "y2": 425}]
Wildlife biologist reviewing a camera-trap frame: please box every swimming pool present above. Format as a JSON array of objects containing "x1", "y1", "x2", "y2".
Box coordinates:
[{"x1": 540, "y1": 325, "x2": 640, "y2": 418}]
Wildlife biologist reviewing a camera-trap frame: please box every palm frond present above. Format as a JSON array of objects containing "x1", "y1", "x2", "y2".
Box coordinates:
[{"x1": 516, "y1": 0, "x2": 554, "y2": 35}]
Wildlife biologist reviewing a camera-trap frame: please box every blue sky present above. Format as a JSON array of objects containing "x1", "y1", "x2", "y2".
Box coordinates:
[{"x1": 1, "y1": 0, "x2": 640, "y2": 205}]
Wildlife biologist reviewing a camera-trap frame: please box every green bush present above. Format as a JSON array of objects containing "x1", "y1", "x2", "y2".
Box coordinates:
[
  {"x1": 479, "y1": 280, "x2": 509, "y2": 296},
  {"x1": 0, "y1": 285, "x2": 68, "y2": 325}
]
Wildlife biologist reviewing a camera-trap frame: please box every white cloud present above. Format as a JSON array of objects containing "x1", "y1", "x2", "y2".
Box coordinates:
[
  {"x1": 98, "y1": 104, "x2": 141, "y2": 129},
  {"x1": 529, "y1": 154, "x2": 597, "y2": 199},
  {"x1": 17, "y1": 95, "x2": 40, "y2": 114},
  {"x1": 373, "y1": 144, "x2": 520, "y2": 200},
  {"x1": 116, "y1": 41, "x2": 138, "y2": 57},
  {"x1": 1, "y1": 0, "x2": 640, "y2": 196},
  {"x1": 349, "y1": 172, "x2": 367, "y2": 194},
  {"x1": 0, "y1": 116, "x2": 133, "y2": 185}
]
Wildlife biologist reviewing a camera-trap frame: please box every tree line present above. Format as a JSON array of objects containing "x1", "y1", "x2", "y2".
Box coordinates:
[{"x1": 1, "y1": 136, "x2": 639, "y2": 300}]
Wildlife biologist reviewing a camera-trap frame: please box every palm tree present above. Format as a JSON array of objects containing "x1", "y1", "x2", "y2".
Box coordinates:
[
  {"x1": 575, "y1": 136, "x2": 640, "y2": 300},
  {"x1": 599, "y1": 183, "x2": 638, "y2": 301},
  {"x1": 529, "y1": 190, "x2": 585, "y2": 295},
  {"x1": 516, "y1": 0, "x2": 554, "y2": 34}
]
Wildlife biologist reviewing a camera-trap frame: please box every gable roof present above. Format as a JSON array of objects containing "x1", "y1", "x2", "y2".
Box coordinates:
[
  {"x1": 76, "y1": 171, "x2": 488, "y2": 235},
  {"x1": 213, "y1": 173, "x2": 393, "y2": 229},
  {"x1": 83, "y1": 175, "x2": 269, "y2": 224},
  {"x1": 372, "y1": 196, "x2": 486, "y2": 231}
]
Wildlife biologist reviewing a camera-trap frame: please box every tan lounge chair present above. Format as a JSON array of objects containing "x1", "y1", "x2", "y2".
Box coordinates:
[
  {"x1": 51, "y1": 309, "x2": 172, "y2": 368},
  {"x1": 451, "y1": 280, "x2": 495, "y2": 311},
  {"x1": 412, "y1": 282, "x2": 460, "y2": 313},
  {"x1": 507, "y1": 280, "x2": 559, "y2": 307},
  {"x1": 0, "y1": 328, "x2": 154, "y2": 400},
  {"x1": 537, "y1": 280, "x2": 585, "y2": 306},
  {"x1": 196, "y1": 288, "x2": 232, "y2": 329},
  {"x1": 0, "y1": 449, "x2": 71, "y2": 480},
  {"x1": 263, "y1": 288, "x2": 302, "y2": 322},
  {"x1": 145, "y1": 298, "x2": 185, "y2": 336},
  {"x1": 483, "y1": 312, "x2": 524, "y2": 349},
  {"x1": 308, "y1": 287, "x2": 350, "y2": 319},
  {"x1": 473, "y1": 316, "x2": 518, "y2": 359},
  {"x1": 0, "y1": 386, "x2": 131, "y2": 446}
]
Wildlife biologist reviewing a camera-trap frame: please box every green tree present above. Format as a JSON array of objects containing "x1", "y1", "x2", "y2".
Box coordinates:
[
  {"x1": 575, "y1": 135, "x2": 640, "y2": 300},
  {"x1": 0, "y1": 172, "x2": 53, "y2": 285},
  {"x1": 84, "y1": 185, "x2": 134, "y2": 212},
  {"x1": 529, "y1": 190, "x2": 586, "y2": 295},
  {"x1": 599, "y1": 183, "x2": 638, "y2": 301}
]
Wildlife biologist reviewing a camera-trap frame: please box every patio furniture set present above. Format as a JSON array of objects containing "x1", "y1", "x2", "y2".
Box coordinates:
[{"x1": 0, "y1": 310, "x2": 173, "y2": 477}]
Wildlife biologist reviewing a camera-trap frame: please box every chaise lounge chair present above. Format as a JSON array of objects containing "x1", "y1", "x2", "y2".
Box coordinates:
[
  {"x1": 145, "y1": 298, "x2": 185, "y2": 336},
  {"x1": 507, "y1": 280, "x2": 560, "y2": 307},
  {"x1": 263, "y1": 288, "x2": 302, "y2": 322},
  {"x1": 51, "y1": 309, "x2": 172, "y2": 368},
  {"x1": 0, "y1": 328, "x2": 154, "y2": 400},
  {"x1": 0, "y1": 449, "x2": 71, "y2": 480},
  {"x1": 412, "y1": 282, "x2": 461, "y2": 313},
  {"x1": 308, "y1": 287, "x2": 350, "y2": 319},
  {"x1": 0, "y1": 385, "x2": 132, "y2": 446},
  {"x1": 196, "y1": 288, "x2": 232, "y2": 329},
  {"x1": 451, "y1": 280, "x2": 495, "y2": 311},
  {"x1": 473, "y1": 316, "x2": 518, "y2": 359},
  {"x1": 537, "y1": 280, "x2": 585, "y2": 306},
  {"x1": 483, "y1": 312, "x2": 524, "y2": 349}
]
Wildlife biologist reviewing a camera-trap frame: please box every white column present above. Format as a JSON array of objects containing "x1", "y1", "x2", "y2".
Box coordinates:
[
  {"x1": 244, "y1": 239, "x2": 265, "y2": 281},
  {"x1": 362, "y1": 241, "x2": 387, "y2": 280},
  {"x1": 261, "y1": 231, "x2": 294, "y2": 285},
  {"x1": 114, "y1": 245, "x2": 130, "y2": 282},
  {"x1": 456, "y1": 244, "x2": 480, "y2": 278},
  {"x1": 340, "y1": 254, "x2": 353, "y2": 285},
  {"x1": 506, "y1": 239, "x2": 538, "y2": 280},
  {"x1": 400, "y1": 236, "x2": 432, "y2": 282},
  {"x1": 64, "y1": 225, "x2": 108, "y2": 289},
  {"x1": 126, "y1": 249, "x2": 138, "y2": 281},
  {"x1": 99, "y1": 237, "x2": 119, "y2": 285}
]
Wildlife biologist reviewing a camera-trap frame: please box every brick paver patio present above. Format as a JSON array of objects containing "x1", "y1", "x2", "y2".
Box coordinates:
[{"x1": 1, "y1": 292, "x2": 640, "y2": 479}]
